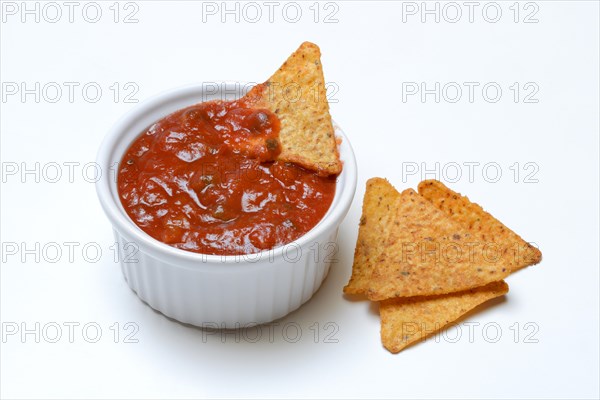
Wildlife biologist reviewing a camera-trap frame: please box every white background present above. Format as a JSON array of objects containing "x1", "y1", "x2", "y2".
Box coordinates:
[{"x1": 1, "y1": 1, "x2": 599, "y2": 399}]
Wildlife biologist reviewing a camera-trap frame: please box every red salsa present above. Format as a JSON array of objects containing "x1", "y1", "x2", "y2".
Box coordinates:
[{"x1": 118, "y1": 99, "x2": 337, "y2": 256}]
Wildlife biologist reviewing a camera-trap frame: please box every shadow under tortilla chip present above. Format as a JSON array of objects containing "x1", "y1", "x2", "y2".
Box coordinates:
[
  {"x1": 243, "y1": 42, "x2": 342, "y2": 176},
  {"x1": 380, "y1": 281, "x2": 508, "y2": 353},
  {"x1": 418, "y1": 180, "x2": 542, "y2": 270}
]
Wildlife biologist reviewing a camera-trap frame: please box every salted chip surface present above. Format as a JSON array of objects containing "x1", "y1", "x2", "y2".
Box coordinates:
[
  {"x1": 418, "y1": 180, "x2": 542, "y2": 270},
  {"x1": 380, "y1": 281, "x2": 508, "y2": 353},
  {"x1": 243, "y1": 42, "x2": 342, "y2": 176},
  {"x1": 348, "y1": 185, "x2": 514, "y2": 300},
  {"x1": 344, "y1": 178, "x2": 400, "y2": 295}
]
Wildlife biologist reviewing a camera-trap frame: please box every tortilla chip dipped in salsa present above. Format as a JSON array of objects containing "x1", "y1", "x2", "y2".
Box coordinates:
[
  {"x1": 244, "y1": 42, "x2": 342, "y2": 176},
  {"x1": 117, "y1": 42, "x2": 342, "y2": 256}
]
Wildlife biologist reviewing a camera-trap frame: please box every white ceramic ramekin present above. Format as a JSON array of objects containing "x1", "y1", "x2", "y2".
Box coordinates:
[{"x1": 96, "y1": 83, "x2": 357, "y2": 328}]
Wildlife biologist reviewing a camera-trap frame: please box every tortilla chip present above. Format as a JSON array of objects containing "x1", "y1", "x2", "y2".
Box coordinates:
[
  {"x1": 243, "y1": 42, "x2": 342, "y2": 176},
  {"x1": 348, "y1": 185, "x2": 514, "y2": 300},
  {"x1": 380, "y1": 281, "x2": 508, "y2": 353},
  {"x1": 344, "y1": 178, "x2": 401, "y2": 295},
  {"x1": 418, "y1": 180, "x2": 542, "y2": 270}
]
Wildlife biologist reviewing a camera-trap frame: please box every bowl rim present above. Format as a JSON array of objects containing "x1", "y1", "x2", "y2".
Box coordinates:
[{"x1": 95, "y1": 82, "x2": 357, "y2": 270}]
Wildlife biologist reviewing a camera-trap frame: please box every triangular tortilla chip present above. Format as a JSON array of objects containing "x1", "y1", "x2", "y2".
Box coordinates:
[
  {"x1": 380, "y1": 281, "x2": 508, "y2": 353},
  {"x1": 346, "y1": 184, "x2": 513, "y2": 300},
  {"x1": 243, "y1": 42, "x2": 342, "y2": 176},
  {"x1": 344, "y1": 178, "x2": 401, "y2": 295},
  {"x1": 418, "y1": 180, "x2": 542, "y2": 270}
]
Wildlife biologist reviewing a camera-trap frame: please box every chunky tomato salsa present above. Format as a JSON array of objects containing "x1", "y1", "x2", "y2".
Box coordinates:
[{"x1": 118, "y1": 100, "x2": 337, "y2": 256}]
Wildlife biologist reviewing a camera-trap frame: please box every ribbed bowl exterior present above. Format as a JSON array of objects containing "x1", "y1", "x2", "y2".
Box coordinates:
[{"x1": 115, "y1": 228, "x2": 339, "y2": 328}]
